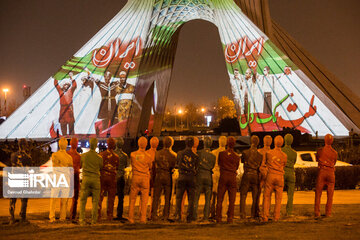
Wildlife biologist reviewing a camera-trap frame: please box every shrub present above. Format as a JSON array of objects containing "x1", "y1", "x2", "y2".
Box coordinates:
[{"x1": 295, "y1": 166, "x2": 360, "y2": 190}]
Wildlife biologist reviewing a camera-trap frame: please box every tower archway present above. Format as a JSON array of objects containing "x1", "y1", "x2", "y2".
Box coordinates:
[{"x1": 1, "y1": 0, "x2": 358, "y2": 139}]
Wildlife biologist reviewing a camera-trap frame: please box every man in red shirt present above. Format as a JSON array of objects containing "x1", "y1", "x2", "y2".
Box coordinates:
[
  {"x1": 98, "y1": 138, "x2": 120, "y2": 221},
  {"x1": 67, "y1": 137, "x2": 81, "y2": 221},
  {"x1": 262, "y1": 135, "x2": 287, "y2": 222},
  {"x1": 216, "y1": 136, "x2": 240, "y2": 223},
  {"x1": 54, "y1": 72, "x2": 77, "y2": 136},
  {"x1": 315, "y1": 134, "x2": 338, "y2": 218}
]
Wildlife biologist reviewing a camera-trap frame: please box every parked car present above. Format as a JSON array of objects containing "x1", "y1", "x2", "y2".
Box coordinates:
[{"x1": 295, "y1": 151, "x2": 351, "y2": 168}]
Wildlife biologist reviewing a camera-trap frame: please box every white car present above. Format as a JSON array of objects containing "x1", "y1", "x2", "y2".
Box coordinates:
[{"x1": 295, "y1": 151, "x2": 351, "y2": 168}]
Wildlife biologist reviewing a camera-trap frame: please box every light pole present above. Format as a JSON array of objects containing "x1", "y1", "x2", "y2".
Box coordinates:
[
  {"x1": 201, "y1": 107, "x2": 206, "y2": 126},
  {"x1": 174, "y1": 110, "x2": 176, "y2": 132},
  {"x1": 3, "y1": 88, "x2": 9, "y2": 117},
  {"x1": 178, "y1": 109, "x2": 183, "y2": 132}
]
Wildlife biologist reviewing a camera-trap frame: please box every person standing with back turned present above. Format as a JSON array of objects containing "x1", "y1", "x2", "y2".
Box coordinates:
[
  {"x1": 282, "y1": 134, "x2": 297, "y2": 216},
  {"x1": 151, "y1": 136, "x2": 177, "y2": 221},
  {"x1": 146, "y1": 137, "x2": 159, "y2": 218},
  {"x1": 194, "y1": 137, "x2": 216, "y2": 222},
  {"x1": 239, "y1": 135, "x2": 262, "y2": 219},
  {"x1": 314, "y1": 134, "x2": 337, "y2": 218},
  {"x1": 216, "y1": 137, "x2": 240, "y2": 223},
  {"x1": 257, "y1": 135, "x2": 273, "y2": 217},
  {"x1": 262, "y1": 135, "x2": 287, "y2": 222},
  {"x1": 67, "y1": 137, "x2": 81, "y2": 221},
  {"x1": 49, "y1": 138, "x2": 73, "y2": 223},
  {"x1": 98, "y1": 138, "x2": 119, "y2": 221},
  {"x1": 210, "y1": 136, "x2": 227, "y2": 220},
  {"x1": 114, "y1": 137, "x2": 129, "y2": 222},
  {"x1": 128, "y1": 137, "x2": 152, "y2": 223},
  {"x1": 79, "y1": 138, "x2": 103, "y2": 225},
  {"x1": 9, "y1": 139, "x2": 32, "y2": 224},
  {"x1": 175, "y1": 137, "x2": 200, "y2": 223}
]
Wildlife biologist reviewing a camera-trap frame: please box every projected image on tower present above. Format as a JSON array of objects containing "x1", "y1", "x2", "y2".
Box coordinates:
[{"x1": 0, "y1": 0, "x2": 351, "y2": 139}]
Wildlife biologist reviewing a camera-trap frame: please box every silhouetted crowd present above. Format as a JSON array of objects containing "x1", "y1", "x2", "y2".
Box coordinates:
[
  {"x1": 7, "y1": 134, "x2": 338, "y2": 225},
  {"x1": 0, "y1": 139, "x2": 51, "y2": 167}
]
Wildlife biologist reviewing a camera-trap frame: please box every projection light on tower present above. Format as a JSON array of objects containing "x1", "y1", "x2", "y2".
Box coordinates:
[{"x1": 0, "y1": 0, "x2": 358, "y2": 139}]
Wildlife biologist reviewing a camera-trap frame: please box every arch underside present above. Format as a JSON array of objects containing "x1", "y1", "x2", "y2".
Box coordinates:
[{"x1": 0, "y1": 0, "x2": 357, "y2": 139}]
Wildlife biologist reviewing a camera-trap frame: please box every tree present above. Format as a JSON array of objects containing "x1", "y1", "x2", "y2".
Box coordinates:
[
  {"x1": 6, "y1": 99, "x2": 19, "y2": 117},
  {"x1": 162, "y1": 108, "x2": 173, "y2": 128},
  {"x1": 185, "y1": 102, "x2": 201, "y2": 127},
  {"x1": 216, "y1": 117, "x2": 240, "y2": 134},
  {"x1": 216, "y1": 96, "x2": 237, "y2": 120}
]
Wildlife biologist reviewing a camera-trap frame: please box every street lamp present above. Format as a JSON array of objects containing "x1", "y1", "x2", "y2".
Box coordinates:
[
  {"x1": 178, "y1": 109, "x2": 183, "y2": 132},
  {"x1": 3, "y1": 88, "x2": 9, "y2": 116},
  {"x1": 185, "y1": 110, "x2": 189, "y2": 129},
  {"x1": 201, "y1": 107, "x2": 206, "y2": 126}
]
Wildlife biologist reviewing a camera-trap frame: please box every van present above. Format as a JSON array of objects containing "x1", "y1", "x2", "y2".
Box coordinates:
[{"x1": 295, "y1": 151, "x2": 351, "y2": 168}]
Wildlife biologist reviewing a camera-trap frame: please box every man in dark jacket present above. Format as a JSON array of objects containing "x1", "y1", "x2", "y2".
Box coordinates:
[
  {"x1": 151, "y1": 136, "x2": 177, "y2": 221},
  {"x1": 9, "y1": 139, "x2": 32, "y2": 224},
  {"x1": 175, "y1": 137, "x2": 200, "y2": 222},
  {"x1": 114, "y1": 137, "x2": 129, "y2": 221},
  {"x1": 67, "y1": 137, "x2": 81, "y2": 221},
  {"x1": 194, "y1": 137, "x2": 215, "y2": 221},
  {"x1": 216, "y1": 137, "x2": 240, "y2": 223},
  {"x1": 239, "y1": 135, "x2": 262, "y2": 219}
]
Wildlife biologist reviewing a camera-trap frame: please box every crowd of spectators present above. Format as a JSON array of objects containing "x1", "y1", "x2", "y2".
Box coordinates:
[{"x1": 0, "y1": 139, "x2": 52, "y2": 167}]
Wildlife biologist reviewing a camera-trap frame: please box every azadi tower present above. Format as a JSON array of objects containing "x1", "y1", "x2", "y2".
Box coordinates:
[{"x1": 1, "y1": 0, "x2": 359, "y2": 139}]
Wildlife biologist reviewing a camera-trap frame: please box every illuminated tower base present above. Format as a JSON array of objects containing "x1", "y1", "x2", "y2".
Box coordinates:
[{"x1": 0, "y1": 0, "x2": 359, "y2": 139}]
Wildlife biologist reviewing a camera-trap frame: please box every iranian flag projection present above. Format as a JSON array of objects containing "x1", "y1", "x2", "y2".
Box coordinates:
[{"x1": 0, "y1": 0, "x2": 351, "y2": 139}]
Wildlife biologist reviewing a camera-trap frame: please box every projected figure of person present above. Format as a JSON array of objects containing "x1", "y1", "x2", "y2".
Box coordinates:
[
  {"x1": 261, "y1": 66, "x2": 277, "y2": 114},
  {"x1": 80, "y1": 68, "x2": 95, "y2": 106},
  {"x1": 230, "y1": 68, "x2": 243, "y2": 114},
  {"x1": 95, "y1": 71, "x2": 119, "y2": 132},
  {"x1": 242, "y1": 68, "x2": 252, "y2": 115},
  {"x1": 248, "y1": 69, "x2": 262, "y2": 114},
  {"x1": 54, "y1": 72, "x2": 77, "y2": 136},
  {"x1": 116, "y1": 71, "x2": 136, "y2": 122}
]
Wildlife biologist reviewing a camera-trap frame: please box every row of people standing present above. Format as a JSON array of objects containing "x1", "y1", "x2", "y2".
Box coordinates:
[
  {"x1": 239, "y1": 133, "x2": 337, "y2": 222},
  {"x1": 9, "y1": 134, "x2": 337, "y2": 224}
]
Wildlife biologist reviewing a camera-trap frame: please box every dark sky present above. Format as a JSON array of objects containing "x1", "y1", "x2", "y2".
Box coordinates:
[{"x1": 0, "y1": 0, "x2": 359, "y2": 109}]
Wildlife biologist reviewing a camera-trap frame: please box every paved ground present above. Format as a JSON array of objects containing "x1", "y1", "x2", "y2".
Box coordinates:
[
  {"x1": 0, "y1": 190, "x2": 359, "y2": 239},
  {"x1": 1, "y1": 190, "x2": 359, "y2": 217}
]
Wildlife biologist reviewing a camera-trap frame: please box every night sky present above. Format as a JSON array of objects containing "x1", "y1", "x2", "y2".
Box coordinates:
[{"x1": 0, "y1": 0, "x2": 359, "y2": 110}]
